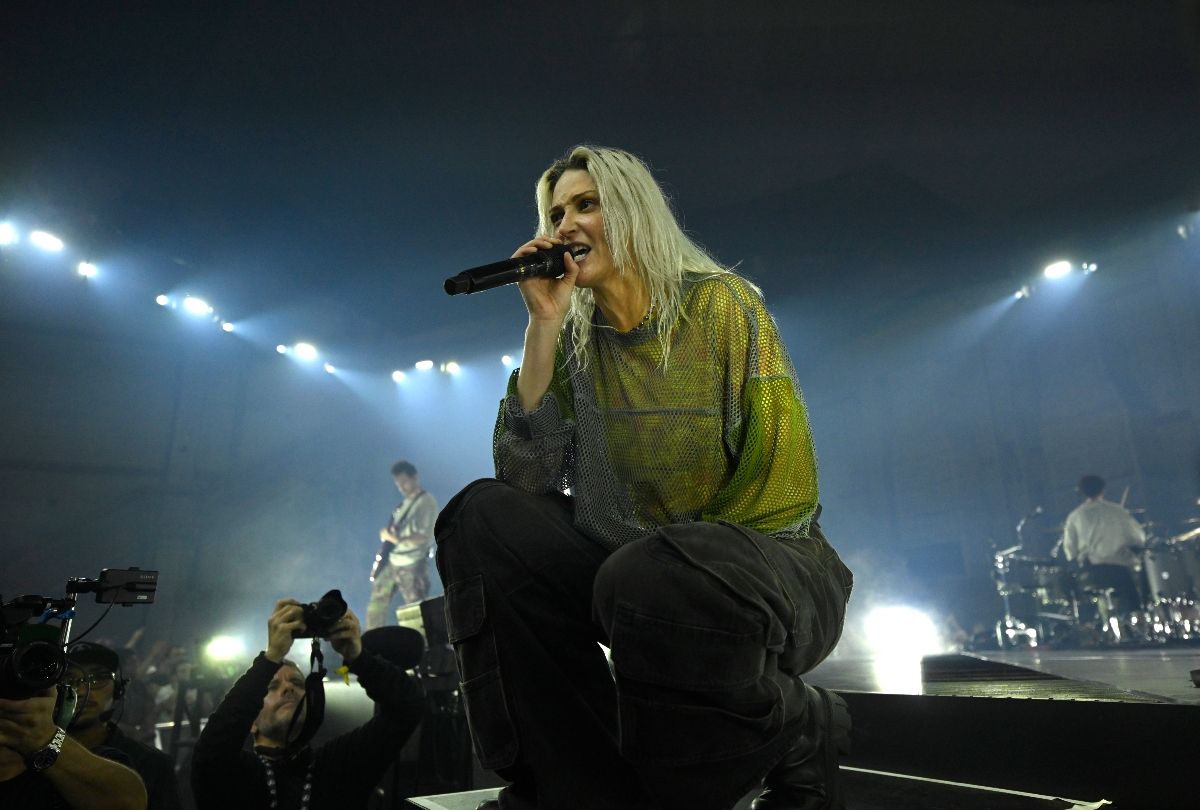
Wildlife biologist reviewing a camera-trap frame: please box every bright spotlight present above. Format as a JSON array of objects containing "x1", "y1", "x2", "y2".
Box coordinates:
[
  {"x1": 29, "y1": 230, "x2": 64, "y2": 252},
  {"x1": 444, "y1": 361, "x2": 461, "y2": 375},
  {"x1": 182, "y1": 296, "x2": 213, "y2": 316},
  {"x1": 415, "y1": 360, "x2": 434, "y2": 371},
  {"x1": 275, "y1": 344, "x2": 288, "y2": 354},
  {"x1": 293, "y1": 342, "x2": 318, "y2": 362},
  {"x1": 1042, "y1": 260, "x2": 1072, "y2": 280},
  {"x1": 1083, "y1": 263, "x2": 1097, "y2": 274},
  {"x1": 0, "y1": 222, "x2": 17, "y2": 245},
  {"x1": 1014, "y1": 285, "x2": 1032, "y2": 300},
  {"x1": 221, "y1": 321, "x2": 235, "y2": 333},
  {"x1": 204, "y1": 635, "x2": 247, "y2": 663},
  {"x1": 76, "y1": 261, "x2": 98, "y2": 278},
  {"x1": 501, "y1": 355, "x2": 514, "y2": 367},
  {"x1": 323, "y1": 362, "x2": 336, "y2": 374},
  {"x1": 155, "y1": 294, "x2": 170, "y2": 306},
  {"x1": 864, "y1": 606, "x2": 943, "y2": 658},
  {"x1": 391, "y1": 370, "x2": 406, "y2": 383}
]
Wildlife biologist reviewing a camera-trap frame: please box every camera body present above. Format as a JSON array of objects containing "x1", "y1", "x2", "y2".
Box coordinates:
[{"x1": 294, "y1": 589, "x2": 348, "y2": 639}]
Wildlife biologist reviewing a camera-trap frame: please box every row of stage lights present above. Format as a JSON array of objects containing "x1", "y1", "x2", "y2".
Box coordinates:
[
  {"x1": 2, "y1": 219, "x2": 519, "y2": 380},
  {"x1": 1012, "y1": 259, "x2": 1098, "y2": 300}
]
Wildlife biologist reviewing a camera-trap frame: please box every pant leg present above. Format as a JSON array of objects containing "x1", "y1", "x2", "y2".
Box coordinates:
[
  {"x1": 394, "y1": 561, "x2": 432, "y2": 606},
  {"x1": 592, "y1": 519, "x2": 853, "y2": 810},
  {"x1": 435, "y1": 479, "x2": 654, "y2": 809},
  {"x1": 366, "y1": 564, "x2": 401, "y2": 630}
]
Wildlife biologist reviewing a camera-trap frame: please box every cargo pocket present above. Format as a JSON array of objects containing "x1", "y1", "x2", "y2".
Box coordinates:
[
  {"x1": 611, "y1": 605, "x2": 766, "y2": 691},
  {"x1": 445, "y1": 574, "x2": 518, "y2": 769},
  {"x1": 617, "y1": 685, "x2": 783, "y2": 766}
]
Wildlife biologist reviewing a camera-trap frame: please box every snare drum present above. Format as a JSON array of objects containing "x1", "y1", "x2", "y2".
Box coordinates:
[
  {"x1": 998, "y1": 555, "x2": 1058, "y2": 592},
  {"x1": 1030, "y1": 562, "x2": 1071, "y2": 604}
]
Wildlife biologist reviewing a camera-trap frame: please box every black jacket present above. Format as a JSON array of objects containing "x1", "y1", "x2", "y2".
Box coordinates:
[{"x1": 191, "y1": 651, "x2": 424, "y2": 810}]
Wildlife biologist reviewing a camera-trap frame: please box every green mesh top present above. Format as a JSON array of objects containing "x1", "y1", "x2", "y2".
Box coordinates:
[{"x1": 494, "y1": 273, "x2": 818, "y2": 551}]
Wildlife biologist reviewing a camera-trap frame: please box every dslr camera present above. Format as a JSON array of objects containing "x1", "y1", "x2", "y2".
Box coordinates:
[{"x1": 294, "y1": 589, "x2": 348, "y2": 639}]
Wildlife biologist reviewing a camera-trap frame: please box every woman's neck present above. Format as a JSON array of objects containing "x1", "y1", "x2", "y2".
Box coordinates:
[{"x1": 593, "y1": 274, "x2": 650, "y2": 333}]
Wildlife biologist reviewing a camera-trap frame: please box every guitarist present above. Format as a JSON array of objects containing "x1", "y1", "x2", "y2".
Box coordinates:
[{"x1": 366, "y1": 460, "x2": 439, "y2": 629}]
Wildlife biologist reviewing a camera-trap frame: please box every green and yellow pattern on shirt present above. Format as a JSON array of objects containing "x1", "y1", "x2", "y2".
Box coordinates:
[{"x1": 495, "y1": 273, "x2": 818, "y2": 550}]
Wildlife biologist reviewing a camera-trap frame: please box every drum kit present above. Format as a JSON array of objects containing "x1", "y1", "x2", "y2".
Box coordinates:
[{"x1": 993, "y1": 511, "x2": 1200, "y2": 649}]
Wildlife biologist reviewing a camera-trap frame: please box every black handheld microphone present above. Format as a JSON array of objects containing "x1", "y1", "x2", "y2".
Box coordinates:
[{"x1": 444, "y1": 244, "x2": 569, "y2": 296}]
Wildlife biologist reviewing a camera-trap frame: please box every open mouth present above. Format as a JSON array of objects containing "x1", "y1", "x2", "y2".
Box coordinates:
[{"x1": 569, "y1": 244, "x2": 591, "y2": 261}]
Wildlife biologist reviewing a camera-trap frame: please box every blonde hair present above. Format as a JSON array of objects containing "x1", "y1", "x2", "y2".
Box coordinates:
[{"x1": 536, "y1": 145, "x2": 738, "y2": 370}]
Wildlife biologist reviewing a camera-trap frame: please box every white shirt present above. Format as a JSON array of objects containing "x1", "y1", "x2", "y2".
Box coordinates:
[{"x1": 1061, "y1": 498, "x2": 1145, "y2": 568}]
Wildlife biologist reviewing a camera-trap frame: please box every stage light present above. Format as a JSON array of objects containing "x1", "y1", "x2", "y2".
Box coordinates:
[
  {"x1": 323, "y1": 363, "x2": 336, "y2": 374},
  {"x1": 29, "y1": 230, "x2": 65, "y2": 252},
  {"x1": 415, "y1": 360, "x2": 434, "y2": 371},
  {"x1": 501, "y1": 355, "x2": 514, "y2": 367},
  {"x1": 1083, "y1": 263, "x2": 1097, "y2": 274},
  {"x1": 182, "y1": 296, "x2": 213, "y2": 316},
  {"x1": 77, "y1": 262, "x2": 98, "y2": 278},
  {"x1": 0, "y1": 222, "x2": 17, "y2": 245},
  {"x1": 221, "y1": 322, "x2": 235, "y2": 333},
  {"x1": 1014, "y1": 285, "x2": 1032, "y2": 300},
  {"x1": 275, "y1": 344, "x2": 288, "y2": 354},
  {"x1": 156, "y1": 294, "x2": 170, "y2": 306},
  {"x1": 864, "y1": 606, "x2": 942, "y2": 658},
  {"x1": 1042, "y1": 260, "x2": 1072, "y2": 280},
  {"x1": 204, "y1": 635, "x2": 247, "y2": 663},
  {"x1": 293, "y1": 342, "x2": 318, "y2": 362},
  {"x1": 444, "y1": 361, "x2": 461, "y2": 375},
  {"x1": 392, "y1": 370, "x2": 406, "y2": 383}
]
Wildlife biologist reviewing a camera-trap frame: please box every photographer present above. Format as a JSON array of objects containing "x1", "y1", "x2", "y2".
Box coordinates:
[
  {"x1": 191, "y1": 598, "x2": 424, "y2": 810},
  {"x1": 0, "y1": 685, "x2": 148, "y2": 810},
  {"x1": 63, "y1": 642, "x2": 182, "y2": 810}
]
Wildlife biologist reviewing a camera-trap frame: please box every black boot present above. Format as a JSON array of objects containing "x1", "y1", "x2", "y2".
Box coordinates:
[{"x1": 751, "y1": 685, "x2": 852, "y2": 810}]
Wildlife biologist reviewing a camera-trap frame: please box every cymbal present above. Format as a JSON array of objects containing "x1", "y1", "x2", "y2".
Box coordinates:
[
  {"x1": 1180, "y1": 517, "x2": 1200, "y2": 526},
  {"x1": 1170, "y1": 527, "x2": 1200, "y2": 544}
]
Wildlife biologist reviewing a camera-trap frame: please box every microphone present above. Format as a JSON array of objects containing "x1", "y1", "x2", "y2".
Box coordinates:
[{"x1": 444, "y1": 244, "x2": 569, "y2": 296}]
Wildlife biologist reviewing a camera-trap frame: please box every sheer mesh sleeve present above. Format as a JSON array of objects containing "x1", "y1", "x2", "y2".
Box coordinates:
[{"x1": 493, "y1": 363, "x2": 577, "y2": 495}]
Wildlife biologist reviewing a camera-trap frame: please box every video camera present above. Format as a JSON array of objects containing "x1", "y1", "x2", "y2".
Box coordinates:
[{"x1": 0, "y1": 567, "x2": 158, "y2": 699}]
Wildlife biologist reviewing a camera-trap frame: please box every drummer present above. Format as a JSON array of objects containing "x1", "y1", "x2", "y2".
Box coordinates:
[{"x1": 1061, "y1": 475, "x2": 1145, "y2": 611}]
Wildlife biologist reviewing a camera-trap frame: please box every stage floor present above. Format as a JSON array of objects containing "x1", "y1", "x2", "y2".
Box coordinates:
[
  {"x1": 808, "y1": 644, "x2": 1200, "y2": 704},
  {"x1": 408, "y1": 646, "x2": 1199, "y2": 808}
]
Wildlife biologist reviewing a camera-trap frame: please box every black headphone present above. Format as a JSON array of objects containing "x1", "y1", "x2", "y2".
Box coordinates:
[{"x1": 112, "y1": 654, "x2": 128, "y2": 702}]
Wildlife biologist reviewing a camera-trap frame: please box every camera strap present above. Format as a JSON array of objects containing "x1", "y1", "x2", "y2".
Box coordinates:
[{"x1": 283, "y1": 639, "x2": 327, "y2": 757}]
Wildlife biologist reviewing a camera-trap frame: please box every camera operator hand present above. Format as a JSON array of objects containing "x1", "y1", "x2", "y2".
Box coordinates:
[
  {"x1": 265, "y1": 598, "x2": 306, "y2": 663},
  {"x1": 326, "y1": 608, "x2": 363, "y2": 665},
  {"x1": 0, "y1": 687, "x2": 147, "y2": 810},
  {"x1": 0, "y1": 686, "x2": 58, "y2": 757}
]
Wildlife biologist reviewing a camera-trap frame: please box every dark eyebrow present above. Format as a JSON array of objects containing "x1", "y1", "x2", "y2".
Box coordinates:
[{"x1": 549, "y1": 189, "x2": 599, "y2": 215}]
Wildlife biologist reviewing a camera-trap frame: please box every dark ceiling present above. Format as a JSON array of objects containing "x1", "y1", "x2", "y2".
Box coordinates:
[{"x1": 3, "y1": 1, "x2": 1198, "y2": 367}]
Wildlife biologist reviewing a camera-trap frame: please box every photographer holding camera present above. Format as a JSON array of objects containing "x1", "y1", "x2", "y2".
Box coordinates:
[
  {"x1": 63, "y1": 642, "x2": 182, "y2": 810},
  {"x1": 191, "y1": 596, "x2": 425, "y2": 810},
  {"x1": 0, "y1": 685, "x2": 148, "y2": 810}
]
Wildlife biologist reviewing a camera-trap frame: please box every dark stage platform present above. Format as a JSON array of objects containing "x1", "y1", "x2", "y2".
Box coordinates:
[{"x1": 407, "y1": 648, "x2": 1199, "y2": 808}]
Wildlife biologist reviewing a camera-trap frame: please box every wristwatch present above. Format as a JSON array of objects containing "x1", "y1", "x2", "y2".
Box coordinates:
[{"x1": 28, "y1": 726, "x2": 67, "y2": 772}]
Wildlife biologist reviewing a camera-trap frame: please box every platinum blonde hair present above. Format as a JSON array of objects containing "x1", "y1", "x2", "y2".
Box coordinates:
[{"x1": 535, "y1": 145, "x2": 739, "y2": 370}]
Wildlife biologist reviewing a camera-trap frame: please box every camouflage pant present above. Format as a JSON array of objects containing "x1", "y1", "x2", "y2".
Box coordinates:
[{"x1": 366, "y1": 561, "x2": 430, "y2": 629}]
